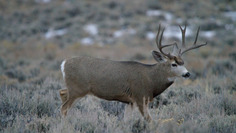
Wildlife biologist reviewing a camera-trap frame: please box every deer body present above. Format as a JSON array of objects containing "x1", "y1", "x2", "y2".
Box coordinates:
[
  {"x1": 60, "y1": 25, "x2": 207, "y2": 121},
  {"x1": 60, "y1": 56, "x2": 174, "y2": 120}
]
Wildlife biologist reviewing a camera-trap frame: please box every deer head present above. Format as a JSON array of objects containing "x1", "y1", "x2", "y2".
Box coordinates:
[{"x1": 152, "y1": 24, "x2": 207, "y2": 78}]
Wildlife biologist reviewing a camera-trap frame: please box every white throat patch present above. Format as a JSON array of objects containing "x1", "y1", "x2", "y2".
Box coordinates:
[{"x1": 168, "y1": 77, "x2": 177, "y2": 82}]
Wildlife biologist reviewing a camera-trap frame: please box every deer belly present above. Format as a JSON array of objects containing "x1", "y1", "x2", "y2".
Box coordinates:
[{"x1": 90, "y1": 85, "x2": 132, "y2": 103}]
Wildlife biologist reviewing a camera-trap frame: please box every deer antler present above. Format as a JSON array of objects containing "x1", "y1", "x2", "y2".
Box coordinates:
[
  {"x1": 179, "y1": 24, "x2": 186, "y2": 48},
  {"x1": 156, "y1": 24, "x2": 176, "y2": 59},
  {"x1": 179, "y1": 26, "x2": 207, "y2": 55}
]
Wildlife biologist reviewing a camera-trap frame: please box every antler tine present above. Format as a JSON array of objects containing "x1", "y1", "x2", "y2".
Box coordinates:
[
  {"x1": 181, "y1": 42, "x2": 207, "y2": 55},
  {"x1": 155, "y1": 24, "x2": 175, "y2": 58},
  {"x1": 193, "y1": 26, "x2": 200, "y2": 45},
  {"x1": 179, "y1": 24, "x2": 186, "y2": 48},
  {"x1": 159, "y1": 27, "x2": 165, "y2": 49},
  {"x1": 155, "y1": 24, "x2": 161, "y2": 48},
  {"x1": 181, "y1": 26, "x2": 207, "y2": 55}
]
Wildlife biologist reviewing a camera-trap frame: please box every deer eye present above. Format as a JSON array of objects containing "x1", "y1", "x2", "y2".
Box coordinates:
[{"x1": 171, "y1": 63, "x2": 177, "y2": 67}]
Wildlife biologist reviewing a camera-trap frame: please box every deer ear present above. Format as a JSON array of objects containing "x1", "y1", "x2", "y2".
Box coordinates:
[{"x1": 152, "y1": 50, "x2": 166, "y2": 62}]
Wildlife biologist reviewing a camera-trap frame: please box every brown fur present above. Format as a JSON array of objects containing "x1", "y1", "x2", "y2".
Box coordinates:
[
  {"x1": 59, "y1": 89, "x2": 68, "y2": 104},
  {"x1": 174, "y1": 56, "x2": 184, "y2": 65},
  {"x1": 60, "y1": 56, "x2": 177, "y2": 121}
]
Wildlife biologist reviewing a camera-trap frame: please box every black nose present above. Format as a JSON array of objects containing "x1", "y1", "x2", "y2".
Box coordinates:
[{"x1": 182, "y1": 72, "x2": 190, "y2": 78}]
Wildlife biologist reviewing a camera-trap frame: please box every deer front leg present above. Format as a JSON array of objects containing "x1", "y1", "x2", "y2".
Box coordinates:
[{"x1": 137, "y1": 97, "x2": 152, "y2": 122}]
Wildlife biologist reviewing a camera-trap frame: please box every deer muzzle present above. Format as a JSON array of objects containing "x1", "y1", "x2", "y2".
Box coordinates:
[{"x1": 182, "y1": 72, "x2": 190, "y2": 78}]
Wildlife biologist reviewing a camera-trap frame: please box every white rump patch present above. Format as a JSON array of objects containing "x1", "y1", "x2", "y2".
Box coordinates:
[{"x1": 61, "y1": 60, "x2": 66, "y2": 79}]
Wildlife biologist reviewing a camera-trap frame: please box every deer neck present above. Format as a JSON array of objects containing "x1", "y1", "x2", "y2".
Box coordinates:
[{"x1": 149, "y1": 63, "x2": 175, "y2": 97}]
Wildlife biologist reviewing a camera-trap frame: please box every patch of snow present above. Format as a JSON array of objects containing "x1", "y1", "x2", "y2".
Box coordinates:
[
  {"x1": 224, "y1": 11, "x2": 236, "y2": 21},
  {"x1": 127, "y1": 28, "x2": 136, "y2": 35},
  {"x1": 146, "y1": 26, "x2": 204, "y2": 41},
  {"x1": 201, "y1": 31, "x2": 215, "y2": 38},
  {"x1": 146, "y1": 10, "x2": 162, "y2": 16},
  {"x1": 164, "y1": 26, "x2": 192, "y2": 40},
  {"x1": 113, "y1": 28, "x2": 136, "y2": 38},
  {"x1": 84, "y1": 24, "x2": 98, "y2": 36},
  {"x1": 81, "y1": 37, "x2": 94, "y2": 46},
  {"x1": 225, "y1": 24, "x2": 234, "y2": 30},
  {"x1": 176, "y1": 18, "x2": 184, "y2": 24},
  {"x1": 35, "y1": 0, "x2": 51, "y2": 3},
  {"x1": 44, "y1": 28, "x2": 67, "y2": 39},
  {"x1": 113, "y1": 30, "x2": 123, "y2": 38},
  {"x1": 146, "y1": 32, "x2": 156, "y2": 40},
  {"x1": 146, "y1": 10, "x2": 174, "y2": 21}
]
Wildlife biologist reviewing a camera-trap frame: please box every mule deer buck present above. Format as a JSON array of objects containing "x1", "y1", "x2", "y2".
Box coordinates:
[{"x1": 59, "y1": 25, "x2": 207, "y2": 121}]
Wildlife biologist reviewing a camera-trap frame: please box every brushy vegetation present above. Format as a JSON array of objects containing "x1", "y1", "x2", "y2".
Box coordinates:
[
  {"x1": 1, "y1": 0, "x2": 236, "y2": 132},
  {"x1": 1, "y1": 63, "x2": 236, "y2": 133}
]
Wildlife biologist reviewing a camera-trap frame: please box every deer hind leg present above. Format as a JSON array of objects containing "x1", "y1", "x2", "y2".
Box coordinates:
[
  {"x1": 59, "y1": 89, "x2": 68, "y2": 104},
  {"x1": 137, "y1": 97, "x2": 152, "y2": 122},
  {"x1": 61, "y1": 86, "x2": 88, "y2": 116},
  {"x1": 61, "y1": 96, "x2": 77, "y2": 116}
]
